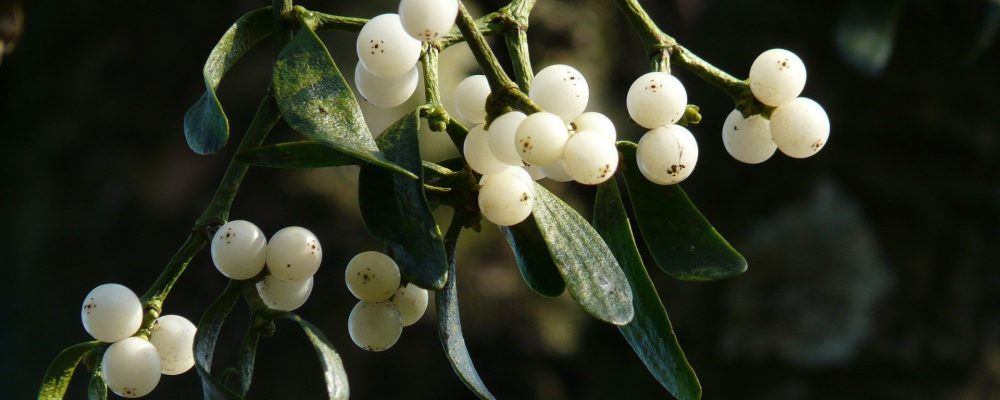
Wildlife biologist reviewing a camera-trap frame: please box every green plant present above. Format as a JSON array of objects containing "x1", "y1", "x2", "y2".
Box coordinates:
[{"x1": 37, "y1": 0, "x2": 831, "y2": 399}]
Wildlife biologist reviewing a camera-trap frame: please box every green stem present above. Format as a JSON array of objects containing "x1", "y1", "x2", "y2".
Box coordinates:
[
  {"x1": 273, "y1": 0, "x2": 294, "y2": 45},
  {"x1": 420, "y1": 44, "x2": 450, "y2": 133},
  {"x1": 310, "y1": 11, "x2": 367, "y2": 32},
  {"x1": 437, "y1": 12, "x2": 505, "y2": 50},
  {"x1": 455, "y1": 2, "x2": 516, "y2": 92},
  {"x1": 501, "y1": 0, "x2": 535, "y2": 91}
]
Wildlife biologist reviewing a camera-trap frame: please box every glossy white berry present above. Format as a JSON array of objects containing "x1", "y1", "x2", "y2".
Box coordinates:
[
  {"x1": 486, "y1": 111, "x2": 527, "y2": 165},
  {"x1": 392, "y1": 283, "x2": 429, "y2": 326},
  {"x1": 354, "y1": 62, "x2": 418, "y2": 108},
  {"x1": 749, "y1": 48, "x2": 807, "y2": 107},
  {"x1": 81, "y1": 283, "x2": 143, "y2": 343},
  {"x1": 523, "y1": 164, "x2": 545, "y2": 181},
  {"x1": 571, "y1": 112, "x2": 616, "y2": 143},
  {"x1": 563, "y1": 130, "x2": 619, "y2": 185},
  {"x1": 626, "y1": 72, "x2": 688, "y2": 129},
  {"x1": 478, "y1": 170, "x2": 534, "y2": 226},
  {"x1": 398, "y1": 0, "x2": 458, "y2": 41},
  {"x1": 529, "y1": 64, "x2": 589, "y2": 120},
  {"x1": 721, "y1": 109, "x2": 777, "y2": 164},
  {"x1": 348, "y1": 301, "x2": 403, "y2": 352},
  {"x1": 266, "y1": 226, "x2": 322, "y2": 281},
  {"x1": 464, "y1": 124, "x2": 510, "y2": 175},
  {"x1": 636, "y1": 125, "x2": 699, "y2": 185},
  {"x1": 102, "y1": 337, "x2": 161, "y2": 398},
  {"x1": 211, "y1": 220, "x2": 267, "y2": 280},
  {"x1": 515, "y1": 112, "x2": 569, "y2": 166},
  {"x1": 454, "y1": 75, "x2": 491, "y2": 124},
  {"x1": 480, "y1": 165, "x2": 536, "y2": 195},
  {"x1": 540, "y1": 160, "x2": 573, "y2": 182},
  {"x1": 257, "y1": 275, "x2": 314, "y2": 311},
  {"x1": 149, "y1": 315, "x2": 196, "y2": 375},
  {"x1": 345, "y1": 251, "x2": 401, "y2": 302},
  {"x1": 356, "y1": 14, "x2": 422, "y2": 78},
  {"x1": 769, "y1": 97, "x2": 829, "y2": 158}
]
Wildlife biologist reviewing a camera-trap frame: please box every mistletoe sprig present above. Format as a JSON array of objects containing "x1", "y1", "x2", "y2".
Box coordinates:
[{"x1": 39, "y1": 0, "x2": 832, "y2": 399}]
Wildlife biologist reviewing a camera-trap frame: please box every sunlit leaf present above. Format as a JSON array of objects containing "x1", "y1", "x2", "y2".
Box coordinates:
[
  {"x1": 531, "y1": 184, "x2": 634, "y2": 325},
  {"x1": 267, "y1": 312, "x2": 350, "y2": 400},
  {"x1": 501, "y1": 217, "x2": 565, "y2": 297},
  {"x1": 237, "y1": 141, "x2": 360, "y2": 170},
  {"x1": 618, "y1": 142, "x2": 747, "y2": 281},
  {"x1": 184, "y1": 7, "x2": 272, "y2": 154},
  {"x1": 88, "y1": 349, "x2": 107, "y2": 400},
  {"x1": 594, "y1": 179, "x2": 701, "y2": 400},
  {"x1": 38, "y1": 341, "x2": 102, "y2": 400},
  {"x1": 835, "y1": 0, "x2": 904, "y2": 76},
  {"x1": 272, "y1": 23, "x2": 412, "y2": 177},
  {"x1": 359, "y1": 111, "x2": 449, "y2": 289}
]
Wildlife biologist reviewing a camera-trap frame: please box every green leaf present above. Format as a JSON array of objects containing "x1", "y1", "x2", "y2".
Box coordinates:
[
  {"x1": 237, "y1": 141, "x2": 360, "y2": 169},
  {"x1": 267, "y1": 312, "x2": 350, "y2": 400},
  {"x1": 594, "y1": 180, "x2": 702, "y2": 400},
  {"x1": 359, "y1": 111, "x2": 449, "y2": 290},
  {"x1": 38, "y1": 341, "x2": 102, "y2": 400},
  {"x1": 272, "y1": 23, "x2": 412, "y2": 178},
  {"x1": 618, "y1": 142, "x2": 747, "y2": 281},
  {"x1": 235, "y1": 326, "x2": 261, "y2": 396},
  {"x1": 437, "y1": 225, "x2": 496, "y2": 400},
  {"x1": 531, "y1": 184, "x2": 634, "y2": 325},
  {"x1": 88, "y1": 350, "x2": 107, "y2": 400},
  {"x1": 184, "y1": 7, "x2": 272, "y2": 154},
  {"x1": 194, "y1": 282, "x2": 245, "y2": 400},
  {"x1": 500, "y1": 217, "x2": 565, "y2": 297},
  {"x1": 834, "y1": 0, "x2": 904, "y2": 76}
]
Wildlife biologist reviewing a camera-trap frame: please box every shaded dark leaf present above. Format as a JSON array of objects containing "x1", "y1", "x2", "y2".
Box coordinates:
[
  {"x1": 237, "y1": 141, "x2": 360, "y2": 170},
  {"x1": 194, "y1": 282, "x2": 245, "y2": 400},
  {"x1": 38, "y1": 341, "x2": 102, "y2": 400},
  {"x1": 267, "y1": 311, "x2": 349, "y2": 400},
  {"x1": 594, "y1": 179, "x2": 702, "y2": 400},
  {"x1": 834, "y1": 0, "x2": 904, "y2": 76},
  {"x1": 618, "y1": 141, "x2": 747, "y2": 281},
  {"x1": 235, "y1": 326, "x2": 261, "y2": 396},
  {"x1": 359, "y1": 111, "x2": 449, "y2": 289},
  {"x1": 531, "y1": 184, "x2": 633, "y2": 325},
  {"x1": 184, "y1": 7, "x2": 272, "y2": 154},
  {"x1": 272, "y1": 23, "x2": 412, "y2": 177},
  {"x1": 501, "y1": 216, "x2": 565, "y2": 297}
]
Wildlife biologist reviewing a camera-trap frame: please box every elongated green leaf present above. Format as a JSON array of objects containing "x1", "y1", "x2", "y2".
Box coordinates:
[
  {"x1": 272, "y1": 23, "x2": 412, "y2": 177},
  {"x1": 38, "y1": 341, "x2": 102, "y2": 400},
  {"x1": 594, "y1": 180, "x2": 701, "y2": 400},
  {"x1": 237, "y1": 141, "x2": 360, "y2": 170},
  {"x1": 184, "y1": 7, "x2": 272, "y2": 154},
  {"x1": 359, "y1": 111, "x2": 449, "y2": 289},
  {"x1": 194, "y1": 282, "x2": 244, "y2": 400},
  {"x1": 437, "y1": 225, "x2": 496, "y2": 400},
  {"x1": 235, "y1": 326, "x2": 261, "y2": 396},
  {"x1": 267, "y1": 312, "x2": 349, "y2": 400},
  {"x1": 618, "y1": 142, "x2": 747, "y2": 281},
  {"x1": 500, "y1": 216, "x2": 565, "y2": 297},
  {"x1": 532, "y1": 185, "x2": 634, "y2": 325},
  {"x1": 88, "y1": 350, "x2": 107, "y2": 400}
]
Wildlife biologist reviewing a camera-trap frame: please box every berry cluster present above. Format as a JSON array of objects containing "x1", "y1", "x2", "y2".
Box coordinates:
[
  {"x1": 456, "y1": 65, "x2": 620, "y2": 226},
  {"x1": 211, "y1": 220, "x2": 322, "y2": 311},
  {"x1": 626, "y1": 71, "x2": 698, "y2": 185},
  {"x1": 725, "y1": 48, "x2": 829, "y2": 162},
  {"x1": 353, "y1": 0, "x2": 460, "y2": 108},
  {"x1": 345, "y1": 251, "x2": 429, "y2": 352},
  {"x1": 80, "y1": 284, "x2": 196, "y2": 398}
]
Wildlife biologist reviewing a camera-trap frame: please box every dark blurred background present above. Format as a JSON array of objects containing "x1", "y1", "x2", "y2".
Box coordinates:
[{"x1": 2, "y1": 0, "x2": 998, "y2": 399}]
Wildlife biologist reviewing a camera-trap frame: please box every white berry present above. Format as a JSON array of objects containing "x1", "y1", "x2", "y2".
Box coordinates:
[
  {"x1": 464, "y1": 124, "x2": 510, "y2": 175},
  {"x1": 636, "y1": 125, "x2": 699, "y2": 185},
  {"x1": 563, "y1": 130, "x2": 619, "y2": 185},
  {"x1": 626, "y1": 72, "x2": 687, "y2": 129},
  {"x1": 354, "y1": 62, "x2": 418, "y2": 108},
  {"x1": 211, "y1": 220, "x2": 267, "y2": 280},
  {"x1": 266, "y1": 226, "x2": 322, "y2": 281},
  {"x1": 721, "y1": 109, "x2": 777, "y2": 164},
  {"x1": 749, "y1": 48, "x2": 807, "y2": 107},
  {"x1": 257, "y1": 275, "x2": 314, "y2": 311},
  {"x1": 523, "y1": 164, "x2": 545, "y2": 181},
  {"x1": 529, "y1": 64, "x2": 589, "y2": 120},
  {"x1": 480, "y1": 165, "x2": 536, "y2": 195},
  {"x1": 149, "y1": 315, "x2": 196, "y2": 375},
  {"x1": 478, "y1": 170, "x2": 534, "y2": 226},
  {"x1": 348, "y1": 301, "x2": 403, "y2": 352},
  {"x1": 454, "y1": 75, "x2": 491, "y2": 124},
  {"x1": 392, "y1": 283, "x2": 429, "y2": 326},
  {"x1": 81, "y1": 283, "x2": 143, "y2": 343},
  {"x1": 345, "y1": 251, "x2": 401, "y2": 302},
  {"x1": 486, "y1": 111, "x2": 527, "y2": 165},
  {"x1": 540, "y1": 160, "x2": 573, "y2": 182},
  {"x1": 515, "y1": 112, "x2": 569, "y2": 166},
  {"x1": 769, "y1": 97, "x2": 829, "y2": 158},
  {"x1": 356, "y1": 14, "x2": 422, "y2": 78},
  {"x1": 571, "y1": 112, "x2": 616, "y2": 143},
  {"x1": 102, "y1": 337, "x2": 161, "y2": 398},
  {"x1": 398, "y1": 0, "x2": 458, "y2": 41}
]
